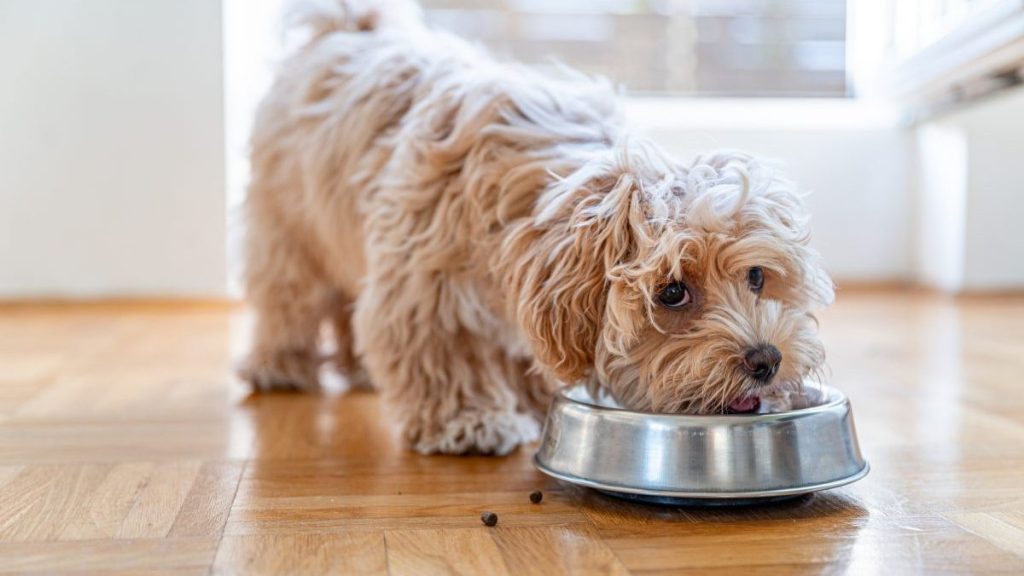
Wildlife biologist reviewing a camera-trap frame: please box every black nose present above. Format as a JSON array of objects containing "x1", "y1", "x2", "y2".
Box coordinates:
[{"x1": 742, "y1": 345, "x2": 782, "y2": 381}]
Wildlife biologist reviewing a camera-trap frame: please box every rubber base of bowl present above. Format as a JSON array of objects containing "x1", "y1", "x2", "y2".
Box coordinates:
[{"x1": 595, "y1": 489, "x2": 811, "y2": 508}]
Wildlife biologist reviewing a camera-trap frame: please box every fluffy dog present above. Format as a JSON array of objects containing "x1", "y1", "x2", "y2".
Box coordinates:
[{"x1": 240, "y1": 0, "x2": 834, "y2": 454}]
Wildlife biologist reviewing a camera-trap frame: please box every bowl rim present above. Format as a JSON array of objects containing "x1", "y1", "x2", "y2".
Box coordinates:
[{"x1": 557, "y1": 381, "x2": 848, "y2": 422}]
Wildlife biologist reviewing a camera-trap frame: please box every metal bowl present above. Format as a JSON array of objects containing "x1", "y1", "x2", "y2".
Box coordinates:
[{"x1": 534, "y1": 383, "x2": 868, "y2": 505}]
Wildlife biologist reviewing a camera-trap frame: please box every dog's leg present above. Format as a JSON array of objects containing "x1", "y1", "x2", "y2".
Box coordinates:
[
  {"x1": 326, "y1": 293, "x2": 373, "y2": 390},
  {"x1": 354, "y1": 278, "x2": 543, "y2": 455},
  {"x1": 240, "y1": 226, "x2": 329, "y2": 392}
]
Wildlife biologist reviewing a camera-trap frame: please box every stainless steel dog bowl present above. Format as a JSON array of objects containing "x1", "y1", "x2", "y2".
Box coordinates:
[{"x1": 534, "y1": 383, "x2": 868, "y2": 505}]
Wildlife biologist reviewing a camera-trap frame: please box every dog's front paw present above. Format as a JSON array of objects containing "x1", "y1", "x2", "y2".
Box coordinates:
[
  {"x1": 238, "y1": 349, "x2": 321, "y2": 392},
  {"x1": 411, "y1": 410, "x2": 540, "y2": 456}
]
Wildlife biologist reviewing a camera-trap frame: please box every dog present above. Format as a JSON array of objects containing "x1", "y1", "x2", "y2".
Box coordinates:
[{"x1": 240, "y1": 0, "x2": 835, "y2": 455}]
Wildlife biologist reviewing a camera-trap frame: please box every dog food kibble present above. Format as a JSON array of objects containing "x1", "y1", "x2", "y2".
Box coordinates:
[
  {"x1": 480, "y1": 511, "x2": 498, "y2": 527},
  {"x1": 529, "y1": 490, "x2": 543, "y2": 504}
]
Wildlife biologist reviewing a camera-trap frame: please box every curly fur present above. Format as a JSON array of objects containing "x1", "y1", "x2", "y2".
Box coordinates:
[{"x1": 239, "y1": 0, "x2": 834, "y2": 454}]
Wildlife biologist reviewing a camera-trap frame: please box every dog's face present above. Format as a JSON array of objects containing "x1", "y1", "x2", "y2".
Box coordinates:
[{"x1": 509, "y1": 150, "x2": 834, "y2": 414}]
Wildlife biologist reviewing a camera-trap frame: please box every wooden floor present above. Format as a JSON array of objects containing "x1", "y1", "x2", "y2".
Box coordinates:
[{"x1": 1, "y1": 290, "x2": 1023, "y2": 574}]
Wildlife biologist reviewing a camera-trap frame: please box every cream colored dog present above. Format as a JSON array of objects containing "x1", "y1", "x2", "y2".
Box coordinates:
[{"x1": 240, "y1": 0, "x2": 834, "y2": 454}]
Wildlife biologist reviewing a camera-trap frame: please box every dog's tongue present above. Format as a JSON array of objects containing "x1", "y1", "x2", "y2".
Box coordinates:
[{"x1": 728, "y1": 395, "x2": 761, "y2": 414}]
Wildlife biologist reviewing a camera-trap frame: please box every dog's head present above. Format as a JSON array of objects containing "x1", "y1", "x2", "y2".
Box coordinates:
[{"x1": 506, "y1": 146, "x2": 833, "y2": 413}]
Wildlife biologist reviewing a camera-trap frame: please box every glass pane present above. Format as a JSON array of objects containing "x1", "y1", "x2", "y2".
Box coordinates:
[{"x1": 422, "y1": 0, "x2": 848, "y2": 97}]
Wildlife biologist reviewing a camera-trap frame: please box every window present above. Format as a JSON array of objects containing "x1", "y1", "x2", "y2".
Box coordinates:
[{"x1": 422, "y1": 0, "x2": 848, "y2": 96}]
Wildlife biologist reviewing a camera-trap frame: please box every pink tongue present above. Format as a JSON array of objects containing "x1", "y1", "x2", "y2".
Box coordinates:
[{"x1": 728, "y1": 395, "x2": 760, "y2": 413}]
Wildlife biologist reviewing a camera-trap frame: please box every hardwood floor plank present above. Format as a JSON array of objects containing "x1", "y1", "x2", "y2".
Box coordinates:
[
  {"x1": 385, "y1": 528, "x2": 510, "y2": 576},
  {"x1": 117, "y1": 461, "x2": 203, "y2": 539},
  {"x1": 60, "y1": 462, "x2": 155, "y2": 541},
  {"x1": 603, "y1": 519, "x2": 1024, "y2": 574},
  {"x1": 0, "y1": 538, "x2": 217, "y2": 574},
  {"x1": 490, "y1": 524, "x2": 630, "y2": 576},
  {"x1": 168, "y1": 461, "x2": 245, "y2": 538},
  {"x1": 237, "y1": 456, "x2": 551, "y2": 497},
  {"x1": 948, "y1": 511, "x2": 1024, "y2": 559},
  {"x1": 211, "y1": 532, "x2": 387, "y2": 575},
  {"x1": 0, "y1": 381, "x2": 50, "y2": 421},
  {"x1": 0, "y1": 464, "x2": 110, "y2": 542},
  {"x1": 0, "y1": 421, "x2": 251, "y2": 464},
  {"x1": 0, "y1": 466, "x2": 23, "y2": 491},
  {"x1": 225, "y1": 489, "x2": 587, "y2": 535}
]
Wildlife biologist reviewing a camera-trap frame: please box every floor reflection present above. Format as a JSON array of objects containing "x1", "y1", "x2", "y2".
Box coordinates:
[{"x1": 569, "y1": 485, "x2": 871, "y2": 572}]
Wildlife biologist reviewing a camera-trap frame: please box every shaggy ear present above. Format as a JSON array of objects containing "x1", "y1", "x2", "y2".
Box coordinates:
[
  {"x1": 502, "y1": 170, "x2": 643, "y2": 383},
  {"x1": 799, "y1": 243, "x2": 834, "y2": 309},
  {"x1": 760, "y1": 184, "x2": 834, "y2": 309},
  {"x1": 751, "y1": 190, "x2": 834, "y2": 309},
  {"x1": 693, "y1": 151, "x2": 835, "y2": 310},
  {"x1": 752, "y1": 174, "x2": 835, "y2": 309}
]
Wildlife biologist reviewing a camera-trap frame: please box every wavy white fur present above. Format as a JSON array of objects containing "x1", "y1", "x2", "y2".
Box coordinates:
[{"x1": 239, "y1": 0, "x2": 834, "y2": 454}]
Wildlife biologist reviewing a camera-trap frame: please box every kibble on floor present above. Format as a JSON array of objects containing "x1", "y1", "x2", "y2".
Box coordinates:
[
  {"x1": 529, "y1": 490, "x2": 543, "y2": 504},
  {"x1": 480, "y1": 511, "x2": 498, "y2": 527}
]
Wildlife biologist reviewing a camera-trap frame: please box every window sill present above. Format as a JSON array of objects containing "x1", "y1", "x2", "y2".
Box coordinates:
[{"x1": 623, "y1": 97, "x2": 903, "y2": 132}]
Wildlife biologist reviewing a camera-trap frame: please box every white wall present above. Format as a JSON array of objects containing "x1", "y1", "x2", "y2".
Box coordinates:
[
  {"x1": 0, "y1": 0, "x2": 226, "y2": 298},
  {"x1": 913, "y1": 124, "x2": 967, "y2": 292},
  {"x1": 958, "y1": 88, "x2": 1024, "y2": 290},
  {"x1": 913, "y1": 86, "x2": 1024, "y2": 292}
]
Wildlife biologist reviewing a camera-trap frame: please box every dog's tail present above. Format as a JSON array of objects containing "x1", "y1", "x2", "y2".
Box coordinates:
[{"x1": 286, "y1": 0, "x2": 423, "y2": 41}]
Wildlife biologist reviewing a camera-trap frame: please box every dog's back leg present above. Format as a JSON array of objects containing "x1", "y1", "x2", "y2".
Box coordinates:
[
  {"x1": 239, "y1": 183, "x2": 332, "y2": 392},
  {"x1": 326, "y1": 292, "x2": 373, "y2": 390}
]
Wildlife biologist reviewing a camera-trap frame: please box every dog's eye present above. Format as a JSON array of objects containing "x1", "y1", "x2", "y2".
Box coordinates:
[
  {"x1": 748, "y1": 266, "x2": 765, "y2": 294},
  {"x1": 658, "y1": 282, "x2": 692, "y2": 308}
]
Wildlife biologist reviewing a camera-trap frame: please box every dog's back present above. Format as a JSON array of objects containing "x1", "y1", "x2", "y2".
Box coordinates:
[
  {"x1": 248, "y1": 0, "x2": 619, "y2": 297},
  {"x1": 247, "y1": 0, "x2": 461, "y2": 295}
]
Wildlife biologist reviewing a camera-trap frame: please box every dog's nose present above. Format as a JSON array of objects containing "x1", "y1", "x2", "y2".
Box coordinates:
[{"x1": 742, "y1": 345, "x2": 782, "y2": 382}]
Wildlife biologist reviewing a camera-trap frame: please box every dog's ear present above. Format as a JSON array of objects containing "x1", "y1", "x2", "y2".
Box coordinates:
[
  {"x1": 503, "y1": 167, "x2": 644, "y2": 383},
  {"x1": 795, "y1": 240, "x2": 834, "y2": 309},
  {"x1": 752, "y1": 178, "x2": 834, "y2": 310},
  {"x1": 691, "y1": 151, "x2": 834, "y2": 310}
]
